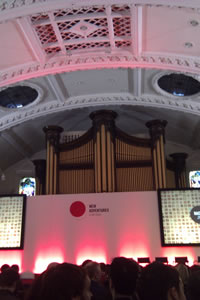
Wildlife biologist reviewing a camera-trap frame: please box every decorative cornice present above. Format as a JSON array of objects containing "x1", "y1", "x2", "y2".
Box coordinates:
[
  {"x1": 1, "y1": 53, "x2": 200, "y2": 88},
  {"x1": 1, "y1": 0, "x2": 200, "y2": 16},
  {"x1": 1, "y1": 93, "x2": 200, "y2": 131}
]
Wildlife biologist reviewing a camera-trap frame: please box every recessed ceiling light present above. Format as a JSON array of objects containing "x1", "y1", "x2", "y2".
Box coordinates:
[
  {"x1": 190, "y1": 20, "x2": 199, "y2": 26},
  {"x1": 184, "y1": 42, "x2": 193, "y2": 48}
]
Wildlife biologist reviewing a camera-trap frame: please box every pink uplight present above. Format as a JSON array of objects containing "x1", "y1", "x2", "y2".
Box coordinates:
[
  {"x1": 0, "y1": 251, "x2": 22, "y2": 272},
  {"x1": 33, "y1": 252, "x2": 64, "y2": 274}
]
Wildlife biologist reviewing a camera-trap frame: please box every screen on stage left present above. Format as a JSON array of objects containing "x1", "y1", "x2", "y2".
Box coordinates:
[
  {"x1": 158, "y1": 189, "x2": 200, "y2": 246},
  {"x1": 0, "y1": 195, "x2": 26, "y2": 249}
]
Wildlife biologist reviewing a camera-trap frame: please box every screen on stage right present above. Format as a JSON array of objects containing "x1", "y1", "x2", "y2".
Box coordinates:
[{"x1": 158, "y1": 189, "x2": 200, "y2": 246}]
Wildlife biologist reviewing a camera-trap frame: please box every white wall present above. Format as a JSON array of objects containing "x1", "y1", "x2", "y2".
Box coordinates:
[{"x1": 0, "y1": 191, "x2": 199, "y2": 276}]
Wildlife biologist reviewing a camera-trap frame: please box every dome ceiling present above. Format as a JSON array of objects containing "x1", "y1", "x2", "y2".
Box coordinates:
[{"x1": 0, "y1": 0, "x2": 200, "y2": 173}]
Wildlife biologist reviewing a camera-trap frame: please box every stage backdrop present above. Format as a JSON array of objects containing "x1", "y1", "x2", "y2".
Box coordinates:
[{"x1": 0, "y1": 191, "x2": 200, "y2": 275}]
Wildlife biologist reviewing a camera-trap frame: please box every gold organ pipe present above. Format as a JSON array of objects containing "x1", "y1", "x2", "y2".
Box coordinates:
[
  {"x1": 94, "y1": 141, "x2": 98, "y2": 192},
  {"x1": 160, "y1": 135, "x2": 166, "y2": 188},
  {"x1": 49, "y1": 144, "x2": 54, "y2": 195},
  {"x1": 53, "y1": 151, "x2": 57, "y2": 194},
  {"x1": 111, "y1": 140, "x2": 115, "y2": 191},
  {"x1": 156, "y1": 140, "x2": 163, "y2": 188},
  {"x1": 101, "y1": 125, "x2": 107, "y2": 192},
  {"x1": 46, "y1": 140, "x2": 50, "y2": 194},
  {"x1": 96, "y1": 131, "x2": 101, "y2": 192},
  {"x1": 107, "y1": 131, "x2": 112, "y2": 192},
  {"x1": 153, "y1": 147, "x2": 158, "y2": 190}
]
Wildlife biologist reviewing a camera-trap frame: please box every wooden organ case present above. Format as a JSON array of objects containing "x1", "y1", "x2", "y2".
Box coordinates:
[{"x1": 40, "y1": 110, "x2": 187, "y2": 195}]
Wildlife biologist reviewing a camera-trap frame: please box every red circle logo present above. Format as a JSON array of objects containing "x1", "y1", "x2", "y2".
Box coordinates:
[{"x1": 70, "y1": 201, "x2": 86, "y2": 217}]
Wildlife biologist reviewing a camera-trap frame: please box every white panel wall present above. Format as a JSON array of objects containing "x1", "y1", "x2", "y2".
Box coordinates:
[{"x1": 0, "y1": 191, "x2": 199, "y2": 276}]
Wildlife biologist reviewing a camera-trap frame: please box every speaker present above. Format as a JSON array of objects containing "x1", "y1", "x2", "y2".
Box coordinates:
[
  {"x1": 155, "y1": 257, "x2": 168, "y2": 263},
  {"x1": 175, "y1": 257, "x2": 188, "y2": 264},
  {"x1": 137, "y1": 257, "x2": 150, "y2": 263}
]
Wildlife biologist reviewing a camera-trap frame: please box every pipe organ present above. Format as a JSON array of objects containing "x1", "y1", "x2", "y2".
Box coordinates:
[{"x1": 38, "y1": 110, "x2": 188, "y2": 195}]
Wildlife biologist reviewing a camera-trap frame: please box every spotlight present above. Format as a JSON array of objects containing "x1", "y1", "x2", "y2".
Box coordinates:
[
  {"x1": 175, "y1": 257, "x2": 188, "y2": 264},
  {"x1": 137, "y1": 257, "x2": 150, "y2": 264},
  {"x1": 155, "y1": 257, "x2": 168, "y2": 263}
]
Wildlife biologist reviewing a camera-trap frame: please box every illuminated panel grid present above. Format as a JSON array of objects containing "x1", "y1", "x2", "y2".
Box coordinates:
[
  {"x1": 30, "y1": 4, "x2": 132, "y2": 56},
  {"x1": 0, "y1": 196, "x2": 25, "y2": 249},
  {"x1": 160, "y1": 190, "x2": 200, "y2": 245}
]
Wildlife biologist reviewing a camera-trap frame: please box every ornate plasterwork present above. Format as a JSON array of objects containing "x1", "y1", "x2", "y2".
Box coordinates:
[
  {"x1": 152, "y1": 71, "x2": 200, "y2": 100},
  {"x1": 1, "y1": 0, "x2": 200, "y2": 14},
  {"x1": 1, "y1": 53, "x2": 200, "y2": 88},
  {"x1": 1, "y1": 93, "x2": 200, "y2": 131},
  {"x1": 0, "y1": 81, "x2": 44, "y2": 112}
]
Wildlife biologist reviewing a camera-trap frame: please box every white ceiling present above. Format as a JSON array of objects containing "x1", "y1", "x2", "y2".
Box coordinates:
[{"x1": 1, "y1": 0, "x2": 200, "y2": 173}]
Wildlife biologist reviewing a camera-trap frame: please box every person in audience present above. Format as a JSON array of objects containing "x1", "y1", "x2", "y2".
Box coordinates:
[
  {"x1": 186, "y1": 270, "x2": 200, "y2": 300},
  {"x1": 46, "y1": 262, "x2": 59, "y2": 270},
  {"x1": 1, "y1": 264, "x2": 10, "y2": 273},
  {"x1": 109, "y1": 257, "x2": 140, "y2": 300},
  {"x1": 26, "y1": 262, "x2": 92, "y2": 300},
  {"x1": 175, "y1": 263, "x2": 190, "y2": 288},
  {"x1": 83, "y1": 261, "x2": 109, "y2": 300},
  {"x1": 0, "y1": 268, "x2": 20, "y2": 300},
  {"x1": 189, "y1": 264, "x2": 200, "y2": 274},
  {"x1": 137, "y1": 261, "x2": 186, "y2": 300},
  {"x1": 82, "y1": 260, "x2": 93, "y2": 268},
  {"x1": 10, "y1": 265, "x2": 19, "y2": 274}
]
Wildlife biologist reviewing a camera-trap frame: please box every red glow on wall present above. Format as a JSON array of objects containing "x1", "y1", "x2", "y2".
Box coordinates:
[
  {"x1": 0, "y1": 251, "x2": 22, "y2": 272},
  {"x1": 76, "y1": 247, "x2": 107, "y2": 265},
  {"x1": 161, "y1": 248, "x2": 196, "y2": 267},
  {"x1": 33, "y1": 250, "x2": 64, "y2": 273},
  {"x1": 119, "y1": 242, "x2": 150, "y2": 261}
]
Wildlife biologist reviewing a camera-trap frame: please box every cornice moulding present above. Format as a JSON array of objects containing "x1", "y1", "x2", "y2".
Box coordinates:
[
  {"x1": 0, "y1": 93, "x2": 200, "y2": 131},
  {"x1": 1, "y1": 1, "x2": 200, "y2": 22},
  {"x1": 1, "y1": 53, "x2": 200, "y2": 88}
]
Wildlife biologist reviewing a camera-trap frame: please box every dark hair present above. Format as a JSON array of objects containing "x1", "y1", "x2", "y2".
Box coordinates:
[
  {"x1": 1, "y1": 264, "x2": 10, "y2": 273},
  {"x1": 138, "y1": 262, "x2": 180, "y2": 300},
  {"x1": 11, "y1": 264, "x2": 19, "y2": 273},
  {"x1": 110, "y1": 257, "x2": 139, "y2": 296},
  {"x1": 81, "y1": 260, "x2": 93, "y2": 267},
  {"x1": 0, "y1": 269, "x2": 20, "y2": 287},
  {"x1": 187, "y1": 270, "x2": 200, "y2": 300},
  {"x1": 26, "y1": 263, "x2": 87, "y2": 300}
]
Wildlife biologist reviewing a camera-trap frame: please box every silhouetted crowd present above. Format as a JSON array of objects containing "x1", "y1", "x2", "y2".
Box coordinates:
[{"x1": 1, "y1": 258, "x2": 200, "y2": 300}]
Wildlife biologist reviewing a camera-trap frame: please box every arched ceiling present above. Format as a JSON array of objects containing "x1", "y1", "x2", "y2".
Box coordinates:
[{"x1": 1, "y1": 0, "x2": 200, "y2": 172}]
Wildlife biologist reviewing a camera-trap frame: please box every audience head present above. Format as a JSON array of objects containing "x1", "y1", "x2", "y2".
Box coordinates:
[
  {"x1": 138, "y1": 261, "x2": 186, "y2": 300},
  {"x1": 187, "y1": 270, "x2": 200, "y2": 300},
  {"x1": 81, "y1": 260, "x2": 93, "y2": 268},
  {"x1": 83, "y1": 261, "x2": 102, "y2": 282},
  {"x1": 0, "y1": 268, "x2": 20, "y2": 291},
  {"x1": 0, "y1": 264, "x2": 10, "y2": 273},
  {"x1": 46, "y1": 262, "x2": 59, "y2": 270},
  {"x1": 110, "y1": 256, "x2": 139, "y2": 297},
  {"x1": 11, "y1": 264, "x2": 20, "y2": 273},
  {"x1": 27, "y1": 262, "x2": 91, "y2": 300}
]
